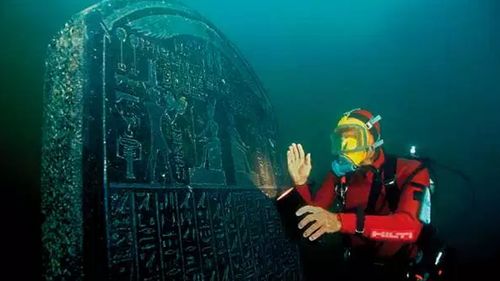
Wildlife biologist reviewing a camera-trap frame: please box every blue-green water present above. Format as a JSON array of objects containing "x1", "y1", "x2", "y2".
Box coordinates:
[{"x1": 2, "y1": 0, "x2": 499, "y2": 279}]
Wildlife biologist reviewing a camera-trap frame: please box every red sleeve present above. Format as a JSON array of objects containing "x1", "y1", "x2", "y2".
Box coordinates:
[
  {"x1": 340, "y1": 160, "x2": 429, "y2": 242},
  {"x1": 295, "y1": 172, "x2": 337, "y2": 209}
]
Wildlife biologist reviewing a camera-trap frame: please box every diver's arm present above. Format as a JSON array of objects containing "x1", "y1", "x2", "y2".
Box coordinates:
[
  {"x1": 295, "y1": 172, "x2": 337, "y2": 210},
  {"x1": 339, "y1": 168, "x2": 430, "y2": 242}
]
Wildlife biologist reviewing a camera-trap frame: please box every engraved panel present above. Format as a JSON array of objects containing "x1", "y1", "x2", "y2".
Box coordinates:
[{"x1": 42, "y1": 1, "x2": 295, "y2": 280}]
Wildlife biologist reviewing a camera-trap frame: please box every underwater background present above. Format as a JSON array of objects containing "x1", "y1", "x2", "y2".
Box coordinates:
[{"x1": 1, "y1": 0, "x2": 499, "y2": 280}]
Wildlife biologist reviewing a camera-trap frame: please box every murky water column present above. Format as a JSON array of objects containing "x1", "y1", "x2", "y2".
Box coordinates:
[{"x1": 41, "y1": 1, "x2": 300, "y2": 280}]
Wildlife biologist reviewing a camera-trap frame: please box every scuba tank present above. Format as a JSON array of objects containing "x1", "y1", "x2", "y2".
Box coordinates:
[
  {"x1": 409, "y1": 146, "x2": 433, "y2": 225},
  {"x1": 405, "y1": 145, "x2": 459, "y2": 281}
]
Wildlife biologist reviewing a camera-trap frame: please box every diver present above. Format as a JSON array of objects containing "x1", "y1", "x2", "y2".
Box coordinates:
[{"x1": 282, "y1": 108, "x2": 448, "y2": 281}]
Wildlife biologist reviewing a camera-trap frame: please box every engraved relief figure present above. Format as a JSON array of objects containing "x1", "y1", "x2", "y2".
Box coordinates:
[
  {"x1": 144, "y1": 59, "x2": 172, "y2": 184},
  {"x1": 201, "y1": 99, "x2": 223, "y2": 171},
  {"x1": 164, "y1": 94, "x2": 188, "y2": 184},
  {"x1": 227, "y1": 113, "x2": 257, "y2": 187},
  {"x1": 189, "y1": 98, "x2": 226, "y2": 185},
  {"x1": 115, "y1": 91, "x2": 142, "y2": 180}
]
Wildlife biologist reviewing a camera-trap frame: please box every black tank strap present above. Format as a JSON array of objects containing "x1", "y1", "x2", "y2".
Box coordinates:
[
  {"x1": 365, "y1": 155, "x2": 398, "y2": 214},
  {"x1": 383, "y1": 155, "x2": 398, "y2": 185},
  {"x1": 365, "y1": 167, "x2": 383, "y2": 214}
]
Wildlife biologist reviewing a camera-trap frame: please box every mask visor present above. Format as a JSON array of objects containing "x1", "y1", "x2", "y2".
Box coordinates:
[{"x1": 330, "y1": 124, "x2": 370, "y2": 156}]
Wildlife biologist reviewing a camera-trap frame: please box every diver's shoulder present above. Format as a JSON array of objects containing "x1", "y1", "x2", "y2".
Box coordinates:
[
  {"x1": 384, "y1": 154, "x2": 424, "y2": 170},
  {"x1": 396, "y1": 157, "x2": 425, "y2": 169},
  {"x1": 395, "y1": 157, "x2": 430, "y2": 181}
]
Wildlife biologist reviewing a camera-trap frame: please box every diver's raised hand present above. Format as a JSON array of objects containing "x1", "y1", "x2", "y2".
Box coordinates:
[{"x1": 287, "y1": 143, "x2": 312, "y2": 186}]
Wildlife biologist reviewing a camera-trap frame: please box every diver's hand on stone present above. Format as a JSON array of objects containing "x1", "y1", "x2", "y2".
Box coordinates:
[
  {"x1": 296, "y1": 205, "x2": 341, "y2": 241},
  {"x1": 287, "y1": 143, "x2": 311, "y2": 186}
]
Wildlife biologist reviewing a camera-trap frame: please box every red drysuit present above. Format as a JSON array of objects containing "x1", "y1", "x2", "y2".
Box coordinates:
[{"x1": 295, "y1": 150, "x2": 430, "y2": 257}]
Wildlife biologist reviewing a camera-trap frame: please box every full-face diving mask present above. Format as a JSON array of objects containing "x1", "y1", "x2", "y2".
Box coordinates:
[{"x1": 330, "y1": 109, "x2": 384, "y2": 176}]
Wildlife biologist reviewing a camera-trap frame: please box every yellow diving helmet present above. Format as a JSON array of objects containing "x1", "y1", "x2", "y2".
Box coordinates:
[{"x1": 330, "y1": 108, "x2": 384, "y2": 175}]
